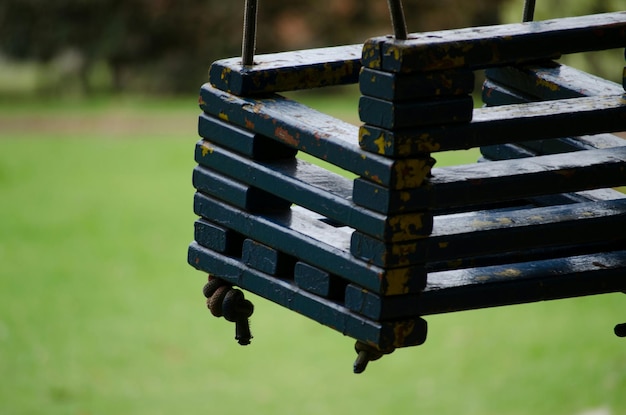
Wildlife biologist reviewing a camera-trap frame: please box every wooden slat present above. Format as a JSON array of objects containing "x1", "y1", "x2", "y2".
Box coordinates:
[
  {"x1": 352, "y1": 146, "x2": 626, "y2": 214},
  {"x1": 359, "y1": 95, "x2": 473, "y2": 129},
  {"x1": 362, "y1": 12, "x2": 626, "y2": 73},
  {"x1": 208, "y1": 44, "x2": 362, "y2": 95},
  {"x1": 485, "y1": 61, "x2": 624, "y2": 100},
  {"x1": 192, "y1": 165, "x2": 291, "y2": 212},
  {"x1": 418, "y1": 250, "x2": 626, "y2": 315},
  {"x1": 294, "y1": 262, "x2": 346, "y2": 299},
  {"x1": 359, "y1": 67, "x2": 474, "y2": 101},
  {"x1": 350, "y1": 199, "x2": 626, "y2": 268},
  {"x1": 188, "y1": 242, "x2": 428, "y2": 349},
  {"x1": 358, "y1": 94, "x2": 626, "y2": 156},
  {"x1": 199, "y1": 83, "x2": 435, "y2": 189},
  {"x1": 345, "y1": 250, "x2": 626, "y2": 319},
  {"x1": 194, "y1": 142, "x2": 434, "y2": 242},
  {"x1": 198, "y1": 113, "x2": 297, "y2": 160},
  {"x1": 193, "y1": 220, "x2": 244, "y2": 256},
  {"x1": 193, "y1": 194, "x2": 428, "y2": 295},
  {"x1": 242, "y1": 239, "x2": 296, "y2": 277}
]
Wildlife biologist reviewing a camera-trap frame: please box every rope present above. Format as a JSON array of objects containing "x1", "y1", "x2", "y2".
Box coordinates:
[{"x1": 203, "y1": 276, "x2": 254, "y2": 345}]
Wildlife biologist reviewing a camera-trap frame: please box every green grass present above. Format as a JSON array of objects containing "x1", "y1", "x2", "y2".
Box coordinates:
[{"x1": 1, "y1": 95, "x2": 625, "y2": 415}]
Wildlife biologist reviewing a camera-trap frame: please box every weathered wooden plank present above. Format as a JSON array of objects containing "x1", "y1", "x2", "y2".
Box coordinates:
[
  {"x1": 350, "y1": 199, "x2": 626, "y2": 268},
  {"x1": 198, "y1": 113, "x2": 297, "y2": 160},
  {"x1": 359, "y1": 67, "x2": 474, "y2": 101},
  {"x1": 358, "y1": 94, "x2": 626, "y2": 156},
  {"x1": 193, "y1": 195, "x2": 428, "y2": 295},
  {"x1": 481, "y1": 64, "x2": 626, "y2": 157},
  {"x1": 193, "y1": 220, "x2": 244, "y2": 256},
  {"x1": 480, "y1": 143, "x2": 536, "y2": 161},
  {"x1": 200, "y1": 83, "x2": 435, "y2": 189},
  {"x1": 294, "y1": 262, "x2": 346, "y2": 300},
  {"x1": 362, "y1": 12, "x2": 626, "y2": 73},
  {"x1": 418, "y1": 250, "x2": 626, "y2": 315},
  {"x1": 208, "y1": 44, "x2": 362, "y2": 95},
  {"x1": 194, "y1": 141, "x2": 434, "y2": 242},
  {"x1": 359, "y1": 95, "x2": 473, "y2": 129},
  {"x1": 242, "y1": 239, "x2": 295, "y2": 277},
  {"x1": 188, "y1": 241, "x2": 428, "y2": 349},
  {"x1": 485, "y1": 61, "x2": 624, "y2": 101},
  {"x1": 352, "y1": 146, "x2": 626, "y2": 214},
  {"x1": 346, "y1": 249, "x2": 626, "y2": 319},
  {"x1": 192, "y1": 165, "x2": 291, "y2": 212}
]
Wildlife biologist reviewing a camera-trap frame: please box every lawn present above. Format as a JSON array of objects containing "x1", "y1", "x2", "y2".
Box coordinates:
[{"x1": 0, "y1": 93, "x2": 625, "y2": 415}]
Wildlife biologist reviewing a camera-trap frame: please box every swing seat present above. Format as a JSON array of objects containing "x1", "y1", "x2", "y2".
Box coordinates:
[{"x1": 189, "y1": 11, "x2": 626, "y2": 360}]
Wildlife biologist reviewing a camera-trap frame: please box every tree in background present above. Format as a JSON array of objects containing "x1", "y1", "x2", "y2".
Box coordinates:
[{"x1": 2, "y1": 0, "x2": 617, "y2": 94}]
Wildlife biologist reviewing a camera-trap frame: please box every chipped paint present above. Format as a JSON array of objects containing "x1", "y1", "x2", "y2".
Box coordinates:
[
  {"x1": 536, "y1": 77, "x2": 560, "y2": 92},
  {"x1": 201, "y1": 142, "x2": 214, "y2": 157},
  {"x1": 495, "y1": 268, "x2": 522, "y2": 278},
  {"x1": 275, "y1": 126, "x2": 300, "y2": 147},
  {"x1": 244, "y1": 118, "x2": 255, "y2": 130},
  {"x1": 384, "y1": 273, "x2": 411, "y2": 295},
  {"x1": 218, "y1": 112, "x2": 229, "y2": 122},
  {"x1": 393, "y1": 320, "x2": 416, "y2": 347},
  {"x1": 373, "y1": 134, "x2": 388, "y2": 154}
]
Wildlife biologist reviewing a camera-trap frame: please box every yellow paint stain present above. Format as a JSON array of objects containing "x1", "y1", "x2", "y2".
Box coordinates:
[
  {"x1": 220, "y1": 67, "x2": 232, "y2": 81},
  {"x1": 388, "y1": 213, "x2": 426, "y2": 237},
  {"x1": 393, "y1": 320, "x2": 416, "y2": 347},
  {"x1": 536, "y1": 78, "x2": 559, "y2": 92},
  {"x1": 218, "y1": 113, "x2": 229, "y2": 122},
  {"x1": 201, "y1": 143, "x2": 214, "y2": 157},
  {"x1": 472, "y1": 217, "x2": 514, "y2": 228},
  {"x1": 495, "y1": 268, "x2": 522, "y2": 278},
  {"x1": 373, "y1": 134, "x2": 388, "y2": 154},
  {"x1": 400, "y1": 192, "x2": 411, "y2": 202},
  {"x1": 393, "y1": 159, "x2": 434, "y2": 188},
  {"x1": 384, "y1": 269, "x2": 414, "y2": 295}
]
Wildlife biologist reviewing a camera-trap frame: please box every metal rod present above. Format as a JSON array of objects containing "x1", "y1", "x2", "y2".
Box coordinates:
[
  {"x1": 242, "y1": 0, "x2": 258, "y2": 67},
  {"x1": 522, "y1": 0, "x2": 536, "y2": 22},
  {"x1": 387, "y1": 0, "x2": 408, "y2": 40}
]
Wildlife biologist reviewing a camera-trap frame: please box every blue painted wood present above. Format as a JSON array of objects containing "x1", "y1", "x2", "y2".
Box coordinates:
[
  {"x1": 418, "y1": 250, "x2": 626, "y2": 315},
  {"x1": 484, "y1": 61, "x2": 624, "y2": 100},
  {"x1": 359, "y1": 94, "x2": 626, "y2": 156},
  {"x1": 242, "y1": 239, "x2": 295, "y2": 277},
  {"x1": 294, "y1": 262, "x2": 346, "y2": 300},
  {"x1": 346, "y1": 249, "x2": 626, "y2": 319},
  {"x1": 193, "y1": 220, "x2": 244, "y2": 256},
  {"x1": 193, "y1": 195, "x2": 428, "y2": 295},
  {"x1": 198, "y1": 113, "x2": 297, "y2": 160},
  {"x1": 209, "y1": 44, "x2": 361, "y2": 95},
  {"x1": 194, "y1": 141, "x2": 434, "y2": 242},
  {"x1": 362, "y1": 12, "x2": 626, "y2": 73},
  {"x1": 188, "y1": 241, "x2": 428, "y2": 349},
  {"x1": 359, "y1": 67, "x2": 474, "y2": 101},
  {"x1": 192, "y1": 165, "x2": 291, "y2": 212},
  {"x1": 199, "y1": 83, "x2": 435, "y2": 189},
  {"x1": 352, "y1": 146, "x2": 626, "y2": 214},
  {"x1": 358, "y1": 95, "x2": 473, "y2": 129},
  {"x1": 350, "y1": 199, "x2": 626, "y2": 268}
]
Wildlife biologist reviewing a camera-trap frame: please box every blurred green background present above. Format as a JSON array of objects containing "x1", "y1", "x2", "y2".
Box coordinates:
[{"x1": 1, "y1": 0, "x2": 625, "y2": 414}]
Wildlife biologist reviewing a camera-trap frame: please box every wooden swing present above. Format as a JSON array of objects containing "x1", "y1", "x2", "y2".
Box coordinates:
[{"x1": 188, "y1": 0, "x2": 626, "y2": 373}]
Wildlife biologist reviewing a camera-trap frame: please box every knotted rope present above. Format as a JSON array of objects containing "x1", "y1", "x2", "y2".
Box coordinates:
[{"x1": 203, "y1": 276, "x2": 254, "y2": 345}]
